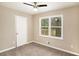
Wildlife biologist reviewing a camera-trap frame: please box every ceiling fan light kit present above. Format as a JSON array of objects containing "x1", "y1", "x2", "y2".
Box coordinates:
[
  {"x1": 23, "y1": 2, "x2": 47, "y2": 11},
  {"x1": 34, "y1": 8, "x2": 38, "y2": 11}
]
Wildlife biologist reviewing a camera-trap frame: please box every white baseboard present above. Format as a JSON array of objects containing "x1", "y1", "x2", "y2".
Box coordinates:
[
  {"x1": 26, "y1": 41, "x2": 34, "y2": 44},
  {"x1": 0, "y1": 47, "x2": 15, "y2": 53},
  {"x1": 24, "y1": 41, "x2": 33, "y2": 45},
  {"x1": 0, "y1": 41, "x2": 79, "y2": 56},
  {"x1": 16, "y1": 41, "x2": 34, "y2": 48},
  {"x1": 0, "y1": 41, "x2": 33, "y2": 53},
  {"x1": 33, "y1": 41, "x2": 79, "y2": 56}
]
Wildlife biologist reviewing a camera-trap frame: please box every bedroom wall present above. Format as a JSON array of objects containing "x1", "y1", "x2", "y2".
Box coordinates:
[
  {"x1": 0, "y1": 4, "x2": 79, "y2": 55},
  {"x1": 0, "y1": 6, "x2": 34, "y2": 51},
  {"x1": 33, "y1": 6, "x2": 79, "y2": 54}
]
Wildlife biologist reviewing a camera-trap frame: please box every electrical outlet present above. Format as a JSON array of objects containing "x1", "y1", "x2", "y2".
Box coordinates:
[{"x1": 48, "y1": 42, "x2": 50, "y2": 44}]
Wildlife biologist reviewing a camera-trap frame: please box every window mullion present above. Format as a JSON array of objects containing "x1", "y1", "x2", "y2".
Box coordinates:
[{"x1": 49, "y1": 17, "x2": 51, "y2": 37}]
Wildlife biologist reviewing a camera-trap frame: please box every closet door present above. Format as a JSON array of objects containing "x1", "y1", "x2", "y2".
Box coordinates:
[{"x1": 15, "y1": 16, "x2": 27, "y2": 47}]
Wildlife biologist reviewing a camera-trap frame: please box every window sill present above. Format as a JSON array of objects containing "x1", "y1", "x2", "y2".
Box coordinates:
[{"x1": 40, "y1": 35, "x2": 63, "y2": 40}]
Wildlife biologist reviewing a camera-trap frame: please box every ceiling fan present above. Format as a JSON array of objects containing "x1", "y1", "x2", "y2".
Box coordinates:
[{"x1": 23, "y1": 2, "x2": 47, "y2": 11}]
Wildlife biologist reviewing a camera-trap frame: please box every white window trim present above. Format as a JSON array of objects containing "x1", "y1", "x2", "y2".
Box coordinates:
[{"x1": 39, "y1": 15, "x2": 63, "y2": 40}]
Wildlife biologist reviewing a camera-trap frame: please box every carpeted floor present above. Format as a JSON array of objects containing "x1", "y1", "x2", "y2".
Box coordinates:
[{"x1": 0, "y1": 42, "x2": 75, "y2": 56}]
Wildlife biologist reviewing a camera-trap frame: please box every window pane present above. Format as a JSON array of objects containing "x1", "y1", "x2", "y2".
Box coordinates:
[
  {"x1": 41, "y1": 26, "x2": 48, "y2": 29},
  {"x1": 51, "y1": 17, "x2": 61, "y2": 26},
  {"x1": 41, "y1": 29, "x2": 48, "y2": 35},
  {"x1": 51, "y1": 28, "x2": 61, "y2": 37},
  {"x1": 41, "y1": 18, "x2": 49, "y2": 26}
]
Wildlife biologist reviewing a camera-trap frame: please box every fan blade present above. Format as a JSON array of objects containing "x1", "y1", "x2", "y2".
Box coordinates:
[
  {"x1": 37, "y1": 4, "x2": 47, "y2": 7},
  {"x1": 23, "y1": 3, "x2": 34, "y2": 7}
]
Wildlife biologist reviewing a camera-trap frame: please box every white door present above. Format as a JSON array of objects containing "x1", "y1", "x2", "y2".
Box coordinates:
[{"x1": 15, "y1": 16, "x2": 27, "y2": 47}]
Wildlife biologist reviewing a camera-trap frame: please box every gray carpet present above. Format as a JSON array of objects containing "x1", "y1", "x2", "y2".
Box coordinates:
[{"x1": 0, "y1": 42, "x2": 75, "y2": 56}]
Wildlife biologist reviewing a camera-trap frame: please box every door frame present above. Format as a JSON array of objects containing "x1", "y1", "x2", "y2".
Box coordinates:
[{"x1": 15, "y1": 15, "x2": 28, "y2": 47}]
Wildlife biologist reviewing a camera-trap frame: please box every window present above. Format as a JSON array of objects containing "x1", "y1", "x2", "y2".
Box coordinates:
[
  {"x1": 41, "y1": 18, "x2": 49, "y2": 36},
  {"x1": 39, "y1": 15, "x2": 63, "y2": 39}
]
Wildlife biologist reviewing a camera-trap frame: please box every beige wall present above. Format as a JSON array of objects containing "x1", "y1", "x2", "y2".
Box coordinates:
[
  {"x1": 0, "y1": 6, "x2": 34, "y2": 51},
  {"x1": 0, "y1": 5, "x2": 79, "y2": 54},
  {"x1": 33, "y1": 6, "x2": 79, "y2": 54}
]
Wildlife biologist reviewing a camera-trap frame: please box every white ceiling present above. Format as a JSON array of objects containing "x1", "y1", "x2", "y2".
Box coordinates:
[{"x1": 0, "y1": 2, "x2": 79, "y2": 15}]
